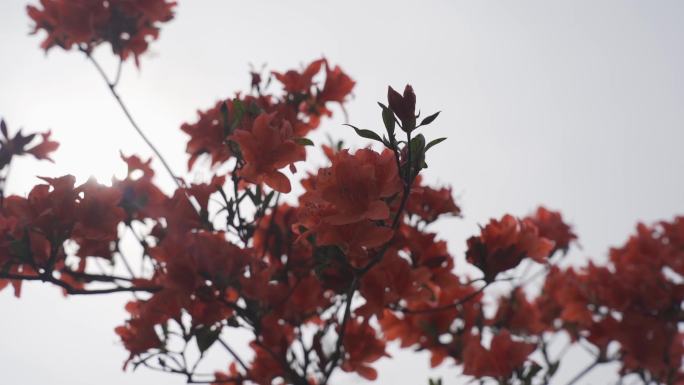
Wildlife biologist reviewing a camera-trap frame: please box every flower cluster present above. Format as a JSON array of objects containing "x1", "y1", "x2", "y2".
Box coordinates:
[
  {"x1": 109, "y1": 85, "x2": 470, "y2": 384},
  {"x1": 406, "y1": 176, "x2": 461, "y2": 224},
  {"x1": 377, "y1": 208, "x2": 577, "y2": 381},
  {"x1": 27, "y1": 0, "x2": 176, "y2": 64},
  {"x1": 181, "y1": 58, "x2": 355, "y2": 193},
  {"x1": 231, "y1": 113, "x2": 306, "y2": 193},
  {"x1": 466, "y1": 214, "x2": 555, "y2": 282},
  {"x1": 526, "y1": 206, "x2": 578, "y2": 253},
  {"x1": 0, "y1": 175, "x2": 124, "y2": 296},
  {"x1": 297, "y1": 147, "x2": 402, "y2": 263},
  {"x1": 536, "y1": 217, "x2": 684, "y2": 383}
]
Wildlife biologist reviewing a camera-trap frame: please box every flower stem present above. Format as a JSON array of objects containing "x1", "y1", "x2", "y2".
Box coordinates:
[{"x1": 82, "y1": 49, "x2": 182, "y2": 190}]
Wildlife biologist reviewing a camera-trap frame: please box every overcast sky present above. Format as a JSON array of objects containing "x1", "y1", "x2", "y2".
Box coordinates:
[{"x1": 1, "y1": 1, "x2": 683, "y2": 385}]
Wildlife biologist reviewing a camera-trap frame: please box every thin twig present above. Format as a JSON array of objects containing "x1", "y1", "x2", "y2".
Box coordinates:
[
  {"x1": 59, "y1": 269, "x2": 136, "y2": 283},
  {"x1": 112, "y1": 58, "x2": 123, "y2": 87},
  {"x1": 0, "y1": 272, "x2": 160, "y2": 295},
  {"x1": 564, "y1": 359, "x2": 601, "y2": 385},
  {"x1": 322, "y1": 276, "x2": 358, "y2": 384},
  {"x1": 396, "y1": 283, "x2": 488, "y2": 315},
  {"x1": 81, "y1": 49, "x2": 182, "y2": 190},
  {"x1": 218, "y1": 337, "x2": 249, "y2": 373}
]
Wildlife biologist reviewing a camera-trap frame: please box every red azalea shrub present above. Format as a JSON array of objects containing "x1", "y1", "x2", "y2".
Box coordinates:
[{"x1": 1, "y1": 3, "x2": 682, "y2": 385}]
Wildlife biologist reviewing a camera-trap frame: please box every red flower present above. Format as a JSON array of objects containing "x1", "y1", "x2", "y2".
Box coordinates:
[
  {"x1": 115, "y1": 153, "x2": 167, "y2": 220},
  {"x1": 406, "y1": 176, "x2": 461, "y2": 223},
  {"x1": 72, "y1": 178, "x2": 125, "y2": 258},
  {"x1": 7, "y1": 175, "x2": 79, "y2": 242},
  {"x1": 491, "y1": 287, "x2": 544, "y2": 335},
  {"x1": 115, "y1": 298, "x2": 171, "y2": 365},
  {"x1": 314, "y1": 220, "x2": 394, "y2": 265},
  {"x1": 525, "y1": 206, "x2": 577, "y2": 253},
  {"x1": 120, "y1": 152, "x2": 155, "y2": 178},
  {"x1": 341, "y1": 319, "x2": 388, "y2": 380},
  {"x1": 152, "y1": 230, "x2": 249, "y2": 295},
  {"x1": 399, "y1": 226, "x2": 453, "y2": 271},
  {"x1": 186, "y1": 175, "x2": 226, "y2": 214},
  {"x1": 0, "y1": 177, "x2": 79, "y2": 291},
  {"x1": 231, "y1": 113, "x2": 306, "y2": 193},
  {"x1": 466, "y1": 214, "x2": 554, "y2": 281},
  {"x1": 358, "y1": 251, "x2": 431, "y2": 316},
  {"x1": 253, "y1": 204, "x2": 313, "y2": 272},
  {"x1": 271, "y1": 58, "x2": 354, "y2": 136},
  {"x1": 318, "y1": 61, "x2": 356, "y2": 104},
  {"x1": 462, "y1": 330, "x2": 535, "y2": 378},
  {"x1": 535, "y1": 266, "x2": 594, "y2": 329},
  {"x1": 27, "y1": 0, "x2": 176, "y2": 65},
  {"x1": 302, "y1": 148, "x2": 402, "y2": 226},
  {"x1": 533, "y1": 217, "x2": 684, "y2": 382},
  {"x1": 182, "y1": 60, "x2": 354, "y2": 174},
  {"x1": 379, "y1": 278, "x2": 484, "y2": 368},
  {"x1": 247, "y1": 343, "x2": 287, "y2": 385},
  {"x1": 26, "y1": 131, "x2": 59, "y2": 161},
  {"x1": 294, "y1": 148, "x2": 403, "y2": 268},
  {"x1": 181, "y1": 99, "x2": 238, "y2": 170},
  {"x1": 274, "y1": 275, "x2": 328, "y2": 323},
  {"x1": 212, "y1": 363, "x2": 243, "y2": 385},
  {"x1": 272, "y1": 59, "x2": 325, "y2": 94},
  {"x1": 0, "y1": 119, "x2": 59, "y2": 168}
]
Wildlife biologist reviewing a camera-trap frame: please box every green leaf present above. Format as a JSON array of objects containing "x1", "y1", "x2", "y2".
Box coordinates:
[
  {"x1": 424, "y1": 137, "x2": 446, "y2": 152},
  {"x1": 294, "y1": 137, "x2": 314, "y2": 146},
  {"x1": 379, "y1": 103, "x2": 395, "y2": 137},
  {"x1": 410, "y1": 133, "x2": 427, "y2": 154},
  {"x1": 344, "y1": 124, "x2": 383, "y2": 143},
  {"x1": 409, "y1": 134, "x2": 428, "y2": 177},
  {"x1": 382, "y1": 135, "x2": 392, "y2": 148},
  {"x1": 231, "y1": 98, "x2": 245, "y2": 130},
  {"x1": 232, "y1": 99, "x2": 245, "y2": 116},
  {"x1": 195, "y1": 326, "x2": 221, "y2": 354},
  {"x1": 419, "y1": 111, "x2": 440, "y2": 127}
]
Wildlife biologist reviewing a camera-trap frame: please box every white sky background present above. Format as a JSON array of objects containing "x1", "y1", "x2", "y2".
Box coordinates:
[{"x1": 1, "y1": 1, "x2": 684, "y2": 384}]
